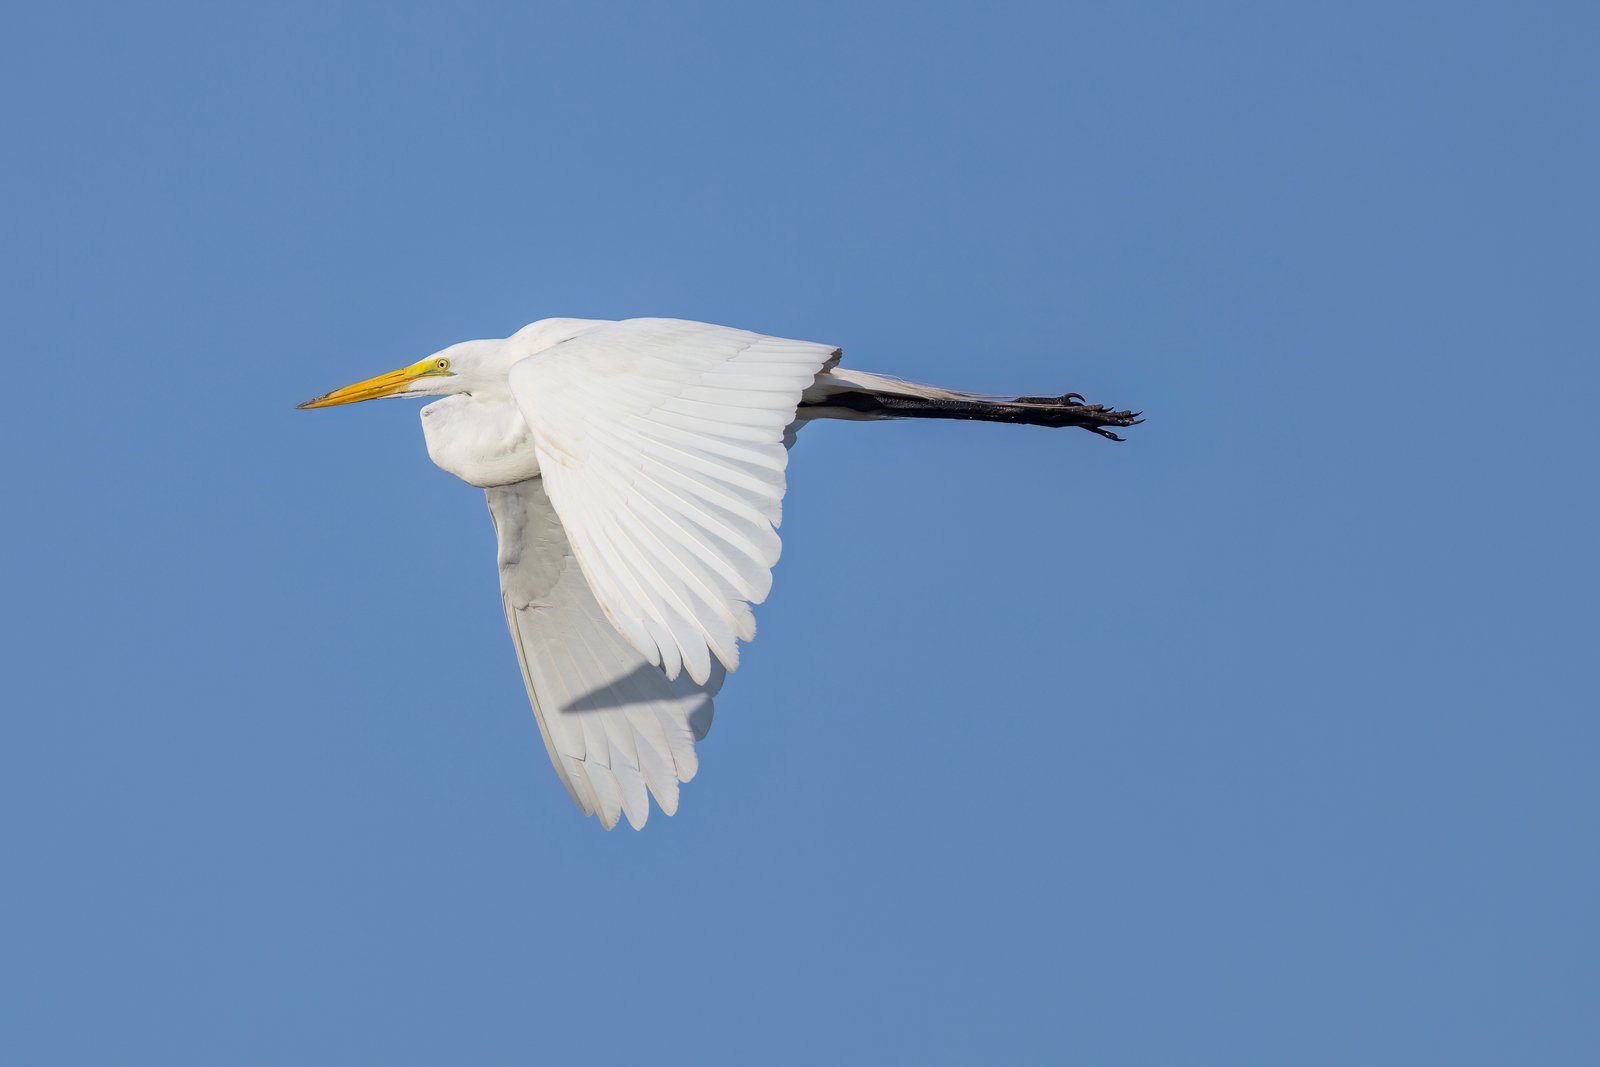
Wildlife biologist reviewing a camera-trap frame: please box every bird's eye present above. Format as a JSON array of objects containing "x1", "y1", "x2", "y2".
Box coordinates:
[{"x1": 436, "y1": 358, "x2": 451, "y2": 371}]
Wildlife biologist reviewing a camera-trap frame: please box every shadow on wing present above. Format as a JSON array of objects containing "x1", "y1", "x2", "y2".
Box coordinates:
[{"x1": 560, "y1": 662, "x2": 723, "y2": 742}]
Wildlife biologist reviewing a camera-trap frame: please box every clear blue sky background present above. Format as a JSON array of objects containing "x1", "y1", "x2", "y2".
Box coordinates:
[{"x1": 2, "y1": 2, "x2": 1595, "y2": 1064}]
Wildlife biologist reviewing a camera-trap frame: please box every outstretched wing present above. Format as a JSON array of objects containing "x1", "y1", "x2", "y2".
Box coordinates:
[
  {"x1": 487, "y1": 478, "x2": 722, "y2": 830},
  {"x1": 507, "y1": 318, "x2": 840, "y2": 685}
]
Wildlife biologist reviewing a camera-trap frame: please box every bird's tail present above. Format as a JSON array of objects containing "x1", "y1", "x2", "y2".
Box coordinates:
[{"x1": 798, "y1": 368, "x2": 1143, "y2": 441}]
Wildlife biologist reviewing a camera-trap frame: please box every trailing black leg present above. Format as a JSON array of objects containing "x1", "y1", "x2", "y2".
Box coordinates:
[{"x1": 802, "y1": 388, "x2": 1144, "y2": 441}]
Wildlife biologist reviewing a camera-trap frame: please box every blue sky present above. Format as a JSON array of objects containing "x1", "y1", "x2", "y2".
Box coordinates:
[{"x1": 2, "y1": 2, "x2": 1596, "y2": 1063}]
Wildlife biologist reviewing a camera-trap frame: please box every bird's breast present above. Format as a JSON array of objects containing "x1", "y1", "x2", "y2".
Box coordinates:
[{"x1": 420, "y1": 394, "x2": 542, "y2": 487}]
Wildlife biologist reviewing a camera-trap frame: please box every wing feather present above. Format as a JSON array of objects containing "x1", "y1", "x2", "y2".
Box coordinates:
[
  {"x1": 508, "y1": 318, "x2": 839, "y2": 683},
  {"x1": 486, "y1": 478, "x2": 722, "y2": 830}
]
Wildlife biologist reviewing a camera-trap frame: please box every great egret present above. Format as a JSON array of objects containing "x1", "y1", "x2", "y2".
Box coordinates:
[{"x1": 300, "y1": 318, "x2": 1140, "y2": 829}]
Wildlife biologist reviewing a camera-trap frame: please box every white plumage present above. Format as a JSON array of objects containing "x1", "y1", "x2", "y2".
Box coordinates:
[
  {"x1": 300, "y1": 316, "x2": 1139, "y2": 828},
  {"x1": 512, "y1": 321, "x2": 841, "y2": 685},
  {"x1": 488, "y1": 477, "x2": 718, "y2": 830}
]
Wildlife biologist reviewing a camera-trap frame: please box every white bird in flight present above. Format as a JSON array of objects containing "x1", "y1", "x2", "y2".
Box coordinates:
[{"x1": 300, "y1": 318, "x2": 1140, "y2": 829}]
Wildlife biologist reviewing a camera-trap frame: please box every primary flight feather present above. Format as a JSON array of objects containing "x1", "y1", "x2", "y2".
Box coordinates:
[{"x1": 300, "y1": 317, "x2": 1141, "y2": 829}]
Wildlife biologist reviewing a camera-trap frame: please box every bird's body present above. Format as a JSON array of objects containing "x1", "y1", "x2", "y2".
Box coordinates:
[{"x1": 301, "y1": 317, "x2": 1140, "y2": 829}]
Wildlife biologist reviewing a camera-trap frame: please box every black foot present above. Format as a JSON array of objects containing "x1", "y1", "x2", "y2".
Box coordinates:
[
  {"x1": 1014, "y1": 392, "x2": 1145, "y2": 441},
  {"x1": 1016, "y1": 391, "x2": 1085, "y2": 405}
]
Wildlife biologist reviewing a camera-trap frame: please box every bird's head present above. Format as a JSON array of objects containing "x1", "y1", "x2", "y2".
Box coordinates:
[{"x1": 296, "y1": 339, "x2": 509, "y2": 410}]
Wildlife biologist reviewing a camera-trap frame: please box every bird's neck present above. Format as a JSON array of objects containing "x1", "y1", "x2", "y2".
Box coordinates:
[{"x1": 420, "y1": 391, "x2": 542, "y2": 487}]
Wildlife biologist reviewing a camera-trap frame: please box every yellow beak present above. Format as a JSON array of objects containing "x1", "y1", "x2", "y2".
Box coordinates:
[{"x1": 297, "y1": 358, "x2": 447, "y2": 409}]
